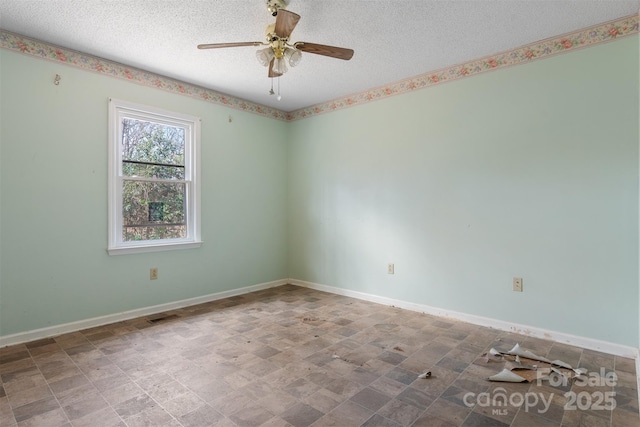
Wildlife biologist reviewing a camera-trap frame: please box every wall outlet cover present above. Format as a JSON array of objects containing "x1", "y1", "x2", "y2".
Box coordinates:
[{"x1": 513, "y1": 277, "x2": 523, "y2": 292}]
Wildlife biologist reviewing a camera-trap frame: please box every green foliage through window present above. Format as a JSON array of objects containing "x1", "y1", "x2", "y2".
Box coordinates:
[{"x1": 121, "y1": 118, "x2": 186, "y2": 241}]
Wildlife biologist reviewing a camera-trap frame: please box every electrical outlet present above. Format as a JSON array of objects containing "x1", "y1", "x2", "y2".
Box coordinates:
[
  {"x1": 150, "y1": 268, "x2": 158, "y2": 280},
  {"x1": 387, "y1": 263, "x2": 395, "y2": 274},
  {"x1": 513, "y1": 277, "x2": 523, "y2": 292}
]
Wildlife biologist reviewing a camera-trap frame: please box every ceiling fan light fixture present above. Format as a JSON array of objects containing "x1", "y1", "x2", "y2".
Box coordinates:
[
  {"x1": 272, "y1": 57, "x2": 288, "y2": 75},
  {"x1": 284, "y1": 48, "x2": 302, "y2": 67},
  {"x1": 256, "y1": 47, "x2": 275, "y2": 67}
]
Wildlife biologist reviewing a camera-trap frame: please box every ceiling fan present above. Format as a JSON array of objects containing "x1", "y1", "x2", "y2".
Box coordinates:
[{"x1": 197, "y1": 0, "x2": 354, "y2": 79}]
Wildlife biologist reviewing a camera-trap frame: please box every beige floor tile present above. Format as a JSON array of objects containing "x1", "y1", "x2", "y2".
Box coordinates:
[
  {"x1": 15, "y1": 407, "x2": 68, "y2": 427},
  {"x1": 61, "y1": 392, "x2": 109, "y2": 421},
  {"x1": 12, "y1": 396, "x2": 61, "y2": 424},
  {"x1": 323, "y1": 400, "x2": 374, "y2": 426},
  {"x1": 162, "y1": 391, "x2": 205, "y2": 418},
  {"x1": 124, "y1": 406, "x2": 180, "y2": 427},
  {"x1": 6, "y1": 384, "x2": 52, "y2": 409},
  {"x1": 0, "y1": 396, "x2": 17, "y2": 426},
  {"x1": 420, "y1": 397, "x2": 471, "y2": 426},
  {"x1": 69, "y1": 406, "x2": 125, "y2": 427},
  {"x1": 3, "y1": 372, "x2": 48, "y2": 398},
  {"x1": 227, "y1": 400, "x2": 274, "y2": 426},
  {"x1": 0, "y1": 286, "x2": 636, "y2": 427}
]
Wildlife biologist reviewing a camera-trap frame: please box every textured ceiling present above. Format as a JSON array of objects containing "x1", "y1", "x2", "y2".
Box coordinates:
[{"x1": 0, "y1": 0, "x2": 638, "y2": 112}]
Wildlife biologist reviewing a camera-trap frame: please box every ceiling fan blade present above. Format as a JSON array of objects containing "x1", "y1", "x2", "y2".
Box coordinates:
[
  {"x1": 274, "y1": 10, "x2": 300, "y2": 38},
  {"x1": 295, "y1": 42, "x2": 354, "y2": 60},
  {"x1": 197, "y1": 42, "x2": 263, "y2": 49},
  {"x1": 268, "y1": 58, "x2": 283, "y2": 78}
]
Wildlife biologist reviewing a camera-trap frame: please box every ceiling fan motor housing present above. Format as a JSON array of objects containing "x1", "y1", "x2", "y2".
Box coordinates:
[
  {"x1": 266, "y1": 0, "x2": 289, "y2": 16},
  {"x1": 263, "y1": 25, "x2": 287, "y2": 58}
]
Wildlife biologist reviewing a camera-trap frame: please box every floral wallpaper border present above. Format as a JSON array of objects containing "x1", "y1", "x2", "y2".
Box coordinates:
[
  {"x1": 0, "y1": 31, "x2": 288, "y2": 121},
  {"x1": 286, "y1": 13, "x2": 638, "y2": 121},
  {"x1": 1, "y1": 12, "x2": 637, "y2": 122}
]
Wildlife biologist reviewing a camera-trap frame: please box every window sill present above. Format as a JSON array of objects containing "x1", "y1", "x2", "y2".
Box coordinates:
[{"x1": 108, "y1": 240, "x2": 202, "y2": 256}]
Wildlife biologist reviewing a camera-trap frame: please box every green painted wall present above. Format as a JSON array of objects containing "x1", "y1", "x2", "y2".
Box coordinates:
[
  {"x1": 1, "y1": 36, "x2": 638, "y2": 349},
  {"x1": 0, "y1": 50, "x2": 289, "y2": 336},
  {"x1": 288, "y1": 37, "x2": 639, "y2": 347}
]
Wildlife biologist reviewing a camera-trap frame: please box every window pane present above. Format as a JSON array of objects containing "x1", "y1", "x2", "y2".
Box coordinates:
[
  {"x1": 122, "y1": 161, "x2": 185, "y2": 180},
  {"x1": 121, "y1": 118, "x2": 185, "y2": 179},
  {"x1": 122, "y1": 180, "x2": 186, "y2": 241}
]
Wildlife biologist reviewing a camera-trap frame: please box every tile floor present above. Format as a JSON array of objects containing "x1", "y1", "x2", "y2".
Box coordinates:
[{"x1": 0, "y1": 285, "x2": 638, "y2": 427}]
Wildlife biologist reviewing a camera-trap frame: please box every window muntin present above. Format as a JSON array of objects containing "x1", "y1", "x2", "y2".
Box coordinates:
[{"x1": 108, "y1": 99, "x2": 201, "y2": 255}]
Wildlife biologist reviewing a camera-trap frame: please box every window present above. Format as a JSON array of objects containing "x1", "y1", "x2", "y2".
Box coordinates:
[{"x1": 108, "y1": 99, "x2": 201, "y2": 255}]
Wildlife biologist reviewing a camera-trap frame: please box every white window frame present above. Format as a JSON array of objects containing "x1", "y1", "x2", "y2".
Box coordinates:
[{"x1": 108, "y1": 98, "x2": 202, "y2": 255}]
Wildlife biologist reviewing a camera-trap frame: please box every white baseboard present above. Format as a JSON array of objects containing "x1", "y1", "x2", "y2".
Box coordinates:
[
  {"x1": 289, "y1": 279, "x2": 639, "y2": 360},
  {"x1": 637, "y1": 357, "x2": 640, "y2": 404},
  {"x1": 3, "y1": 277, "x2": 638, "y2": 364},
  {"x1": 0, "y1": 279, "x2": 288, "y2": 348}
]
